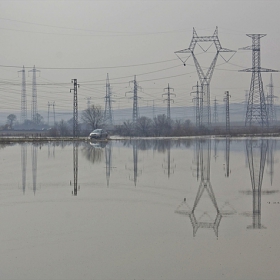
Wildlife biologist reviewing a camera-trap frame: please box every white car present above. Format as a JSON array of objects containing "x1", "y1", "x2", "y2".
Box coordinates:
[{"x1": 89, "y1": 129, "x2": 108, "y2": 139}]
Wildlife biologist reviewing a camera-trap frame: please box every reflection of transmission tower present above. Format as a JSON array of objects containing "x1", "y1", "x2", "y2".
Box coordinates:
[
  {"x1": 104, "y1": 74, "x2": 114, "y2": 126},
  {"x1": 21, "y1": 143, "x2": 27, "y2": 194},
  {"x1": 29, "y1": 66, "x2": 40, "y2": 123},
  {"x1": 176, "y1": 139, "x2": 222, "y2": 237},
  {"x1": 126, "y1": 141, "x2": 141, "y2": 186},
  {"x1": 73, "y1": 142, "x2": 78, "y2": 196},
  {"x1": 105, "y1": 142, "x2": 113, "y2": 187},
  {"x1": 243, "y1": 139, "x2": 272, "y2": 229},
  {"x1": 31, "y1": 144, "x2": 38, "y2": 195},
  {"x1": 266, "y1": 139, "x2": 276, "y2": 186},
  {"x1": 191, "y1": 139, "x2": 201, "y2": 180},
  {"x1": 240, "y1": 34, "x2": 278, "y2": 127},
  {"x1": 18, "y1": 66, "x2": 27, "y2": 123},
  {"x1": 266, "y1": 74, "x2": 277, "y2": 126},
  {"x1": 162, "y1": 84, "x2": 175, "y2": 122},
  {"x1": 224, "y1": 137, "x2": 230, "y2": 177},
  {"x1": 175, "y1": 27, "x2": 235, "y2": 126},
  {"x1": 162, "y1": 140, "x2": 176, "y2": 178},
  {"x1": 48, "y1": 142, "x2": 55, "y2": 158}
]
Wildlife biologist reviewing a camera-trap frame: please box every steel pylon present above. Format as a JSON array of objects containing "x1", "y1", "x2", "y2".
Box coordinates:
[
  {"x1": 175, "y1": 27, "x2": 235, "y2": 126},
  {"x1": 104, "y1": 74, "x2": 114, "y2": 126},
  {"x1": 18, "y1": 66, "x2": 27, "y2": 124},
  {"x1": 240, "y1": 34, "x2": 278, "y2": 127},
  {"x1": 29, "y1": 66, "x2": 40, "y2": 123}
]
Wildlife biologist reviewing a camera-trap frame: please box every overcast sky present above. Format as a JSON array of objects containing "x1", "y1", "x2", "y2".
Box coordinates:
[{"x1": 1, "y1": 0, "x2": 280, "y2": 121}]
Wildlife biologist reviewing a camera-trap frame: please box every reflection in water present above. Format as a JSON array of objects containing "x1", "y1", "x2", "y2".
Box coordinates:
[
  {"x1": 224, "y1": 137, "x2": 231, "y2": 177},
  {"x1": 48, "y1": 142, "x2": 55, "y2": 158},
  {"x1": 21, "y1": 143, "x2": 27, "y2": 194},
  {"x1": 105, "y1": 142, "x2": 112, "y2": 187},
  {"x1": 125, "y1": 140, "x2": 141, "y2": 186},
  {"x1": 242, "y1": 139, "x2": 278, "y2": 229},
  {"x1": 32, "y1": 144, "x2": 38, "y2": 195},
  {"x1": 162, "y1": 140, "x2": 176, "y2": 178},
  {"x1": 81, "y1": 142, "x2": 104, "y2": 163},
  {"x1": 243, "y1": 139, "x2": 270, "y2": 229},
  {"x1": 72, "y1": 142, "x2": 78, "y2": 196},
  {"x1": 176, "y1": 139, "x2": 222, "y2": 237},
  {"x1": 191, "y1": 140, "x2": 200, "y2": 181},
  {"x1": 131, "y1": 141, "x2": 139, "y2": 186},
  {"x1": 214, "y1": 139, "x2": 218, "y2": 161},
  {"x1": 266, "y1": 139, "x2": 276, "y2": 186}
]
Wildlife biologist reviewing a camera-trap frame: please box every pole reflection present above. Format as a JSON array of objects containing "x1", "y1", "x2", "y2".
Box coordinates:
[
  {"x1": 105, "y1": 141, "x2": 112, "y2": 187},
  {"x1": 32, "y1": 144, "x2": 38, "y2": 195},
  {"x1": 21, "y1": 143, "x2": 27, "y2": 194},
  {"x1": 242, "y1": 139, "x2": 277, "y2": 229},
  {"x1": 72, "y1": 142, "x2": 78, "y2": 196},
  {"x1": 162, "y1": 140, "x2": 176, "y2": 178}
]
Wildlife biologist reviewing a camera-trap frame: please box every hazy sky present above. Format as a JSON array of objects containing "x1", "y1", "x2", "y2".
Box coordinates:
[{"x1": 1, "y1": 0, "x2": 280, "y2": 120}]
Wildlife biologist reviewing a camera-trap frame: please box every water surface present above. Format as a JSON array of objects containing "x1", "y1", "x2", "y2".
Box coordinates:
[{"x1": 0, "y1": 138, "x2": 279, "y2": 280}]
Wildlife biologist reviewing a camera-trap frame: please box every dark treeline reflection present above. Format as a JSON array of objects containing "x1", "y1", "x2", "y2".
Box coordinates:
[{"x1": 121, "y1": 138, "x2": 193, "y2": 152}]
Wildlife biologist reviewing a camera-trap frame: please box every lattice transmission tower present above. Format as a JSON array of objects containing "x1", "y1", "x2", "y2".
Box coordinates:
[
  {"x1": 224, "y1": 91, "x2": 231, "y2": 135},
  {"x1": 213, "y1": 97, "x2": 218, "y2": 124},
  {"x1": 18, "y1": 66, "x2": 27, "y2": 123},
  {"x1": 266, "y1": 74, "x2": 277, "y2": 126},
  {"x1": 162, "y1": 84, "x2": 175, "y2": 122},
  {"x1": 175, "y1": 27, "x2": 235, "y2": 126},
  {"x1": 126, "y1": 75, "x2": 141, "y2": 124},
  {"x1": 240, "y1": 34, "x2": 278, "y2": 127},
  {"x1": 70, "y1": 79, "x2": 79, "y2": 137},
  {"x1": 104, "y1": 74, "x2": 114, "y2": 126},
  {"x1": 190, "y1": 82, "x2": 202, "y2": 128},
  {"x1": 29, "y1": 66, "x2": 40, "y2": 123}
]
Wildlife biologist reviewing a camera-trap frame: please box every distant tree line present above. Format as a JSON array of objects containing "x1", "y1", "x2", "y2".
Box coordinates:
[{"x1": 2, "y1": 104, "x2": 279, "y2": 137}]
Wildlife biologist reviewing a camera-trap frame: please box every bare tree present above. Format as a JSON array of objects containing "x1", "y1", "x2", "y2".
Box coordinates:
[
  {"x1": 136, "y1": 116, "x2": 152, "y2": 136},
  {"x1": 7, "y1": 114, "x2": 17, "y2": 129},
  {"x1": 57, "y1": 119, "x2": 70, "y2": 136},
  {"x1": 153, "y1": 114, "x2": 171, "y2": 136},
  {"x1": 81, "y1": 105, "x2": 104, "y2": 130}
]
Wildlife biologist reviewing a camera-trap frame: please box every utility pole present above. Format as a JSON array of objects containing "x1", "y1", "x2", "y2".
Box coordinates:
[
  {"x1": 163, "y1": 84, "x2": 175, "y2": 123},
  {"x1": 18, "y1": 66, "x2": 27, "y2": 124},
  {"x1": 126, "y1": 75, "x2": 141, "y2": 124},
  {"x1": 190, "y1": 82, "x2": 202, "y2": 128},
  {"x1": 70, "y1": 79, "x2": 79, "y2": 137},
  {"x1": 175, "y1": 27, "x2": 235, "y2": 127},
  {"x1": 224, "y1": 91, "x2": 231, "y2": 135},
  {"x1": 104, "y1": 73, "x2": 113, "y2": 126},
  {"x1": 213, "y1": 97, "x2": 218, "y2": 124},
  {"x1": 240, "y1": 34, "x2": 278, "y2": 127},
  {"x1": 29, "y1": 66, "x2": 40, "y2": 123}
]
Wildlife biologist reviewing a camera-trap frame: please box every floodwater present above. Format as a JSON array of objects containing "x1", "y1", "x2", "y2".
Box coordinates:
[{"x1": 0, "y1": 138, "x2": 279, "y2": 280}]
